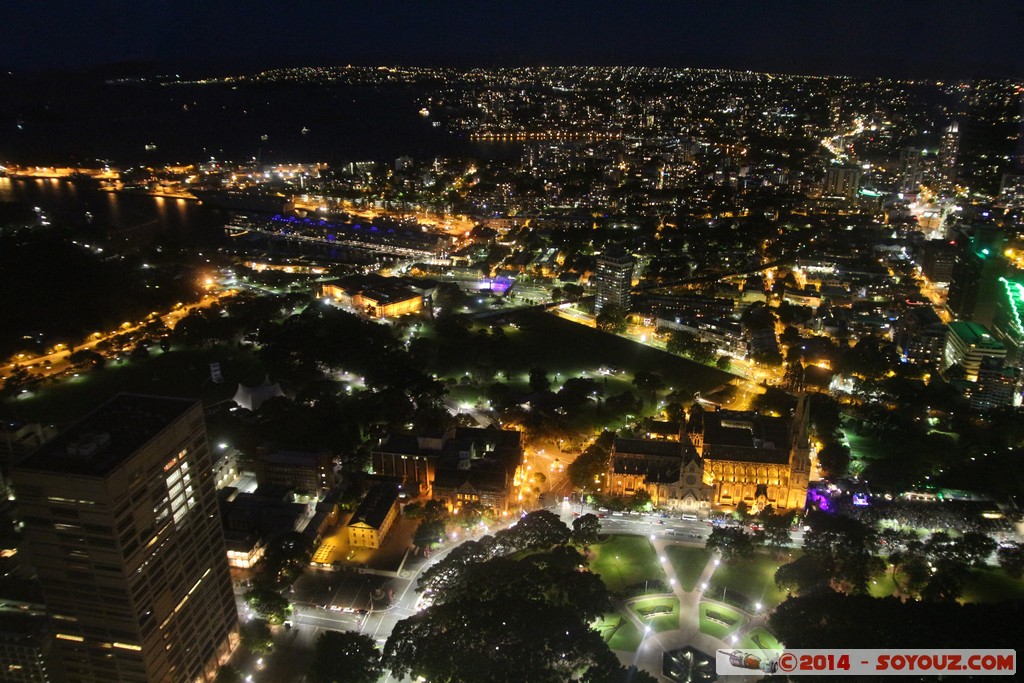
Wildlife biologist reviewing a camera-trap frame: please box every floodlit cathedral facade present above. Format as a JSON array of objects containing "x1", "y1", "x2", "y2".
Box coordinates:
[{"x1": 606, "y1": 397, "x2": 812, "y2": 514}]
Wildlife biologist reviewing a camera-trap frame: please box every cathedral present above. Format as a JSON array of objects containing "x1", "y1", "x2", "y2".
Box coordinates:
[{"x1": 605, "y1": 396, "x2": 812, "y2": 514}]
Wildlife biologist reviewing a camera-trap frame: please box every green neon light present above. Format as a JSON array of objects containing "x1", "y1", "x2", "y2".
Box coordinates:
[{"x1": 999, "y1": 277, "x2": 1024, "y2": 337}]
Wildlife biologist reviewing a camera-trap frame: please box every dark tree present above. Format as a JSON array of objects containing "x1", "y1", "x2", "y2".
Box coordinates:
[
  {"x1": 572, "y1": 513, "x2": 601, "y2": 548},
  {"x1": 954, "y1": 531, "x2": 997, "y2": 568},
  {"x1": 503, "y1": 509, "x2": 571, "y2": 550},
  {"x1": 802, "y1": 512, "x2": 881, "y2": 594},
  {"x1": 433, "y1": 281, "x2": 467, "y2": 315},
  {"x1": 596, "y1": 305, "x2": 628, "y2": 334},
  {"x1": 214, "y1": 665, "x2": 243, "y2": 683},
  {"x1": 816, "y1": 441, "x2": 851, "y2": 478},
  {"x1": 705, "y1": 527, "x2": 757, "y2": 561},
  {"x1": 308, "y1": 631, "x2": 382, "y2": 683},
  {"x1": 244, "y1": 587, "x2": 291, "y2": 625},
  {"x1": 567, "y1": 434, "x2": 615, "y2": 493},
  {"x1": 239, "y1": 619, "x2": 273, "y2": 655},
  {"x1": 529, "y1": 367, "x2": 552, "y2": 393},
  {"x1": 775, "y1": 554, "x2": 830, "y2": 595},
  {"x1": 760, "y1": 509, "x2": 795, "y2": 553},
  {"x1": 414, "y1": 519, "x2": 447, "y2": 550}
]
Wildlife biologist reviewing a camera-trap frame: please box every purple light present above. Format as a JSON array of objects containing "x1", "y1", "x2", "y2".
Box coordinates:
[{"x1": 807, "y1": 488, "x2": 831, "y2": 512}]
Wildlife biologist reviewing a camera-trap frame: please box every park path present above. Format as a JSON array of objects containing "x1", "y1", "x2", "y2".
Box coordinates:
[{"x1": 610, "y1": 540, "x2": 763, "y2": 682}]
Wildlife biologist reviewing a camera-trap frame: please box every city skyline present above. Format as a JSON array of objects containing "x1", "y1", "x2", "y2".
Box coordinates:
[
  {"x1": 0, "y1": 1, "x2": 1023, "y2": 78},
  {"x1": 2, "y1": 5, "x2": 1024, "y2": 681}
]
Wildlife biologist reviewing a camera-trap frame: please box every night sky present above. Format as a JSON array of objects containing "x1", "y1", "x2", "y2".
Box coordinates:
[{"x1": 1, "y1": 0, "x2": 1023, "y2": 77}]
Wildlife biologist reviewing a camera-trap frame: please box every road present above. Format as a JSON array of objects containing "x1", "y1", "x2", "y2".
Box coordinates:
[
  {"x1": 2, "y1": 290, "x2": 234, "y2": 383},
  {"x1": 234, "y1": 504, "x2": 808, "y2": 682}
]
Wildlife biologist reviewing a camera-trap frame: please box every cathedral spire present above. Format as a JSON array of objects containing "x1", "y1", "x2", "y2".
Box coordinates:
[{"x1": 791, "y1": 390, "x2": 810, "y2": 451}]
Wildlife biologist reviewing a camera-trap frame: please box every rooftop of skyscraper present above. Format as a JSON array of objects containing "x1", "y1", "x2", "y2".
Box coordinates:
[{"x1": 14, "y1": 393, "x2": 199, "y2": 477}]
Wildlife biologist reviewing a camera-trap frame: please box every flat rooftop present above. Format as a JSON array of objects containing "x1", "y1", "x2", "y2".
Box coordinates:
[
  {"x1": 14, "y1": 393, "x2": 199, "y2": 477},
  {"x1": 948, "y1": 321, "x2": 1005, "y2": 349}
]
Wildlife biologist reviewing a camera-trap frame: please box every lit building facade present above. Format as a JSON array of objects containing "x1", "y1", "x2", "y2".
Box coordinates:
[
  {"x1": 938, "y1": 121, "x2": 960, "y2": 190},
  {"x1": 607, "y1": 399, "x2": 812, "y2": 513},
  {"x1": 944, "y1": 321, "x2": 1007, "y2": 381},
  {"x1": 594, "y1": 253, "x2": 634, "y2": 313},
  {"x1": 11, "y1": 395, "x2": 238, "y2": 683},
  {"x1": 823, "y1": 166, "x2": 861, "y2": 199},
  {"x1": 346, "y1": 483, "x2": 400, "y2": 549}
]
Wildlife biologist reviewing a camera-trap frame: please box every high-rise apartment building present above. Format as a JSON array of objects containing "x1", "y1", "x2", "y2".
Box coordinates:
[
  {"x1": 938, "y1": 121, "x2": 960, "y2": 190},
  {"x1": 10, "y1": 394, "x2": 238, "y2": 683},
  {"x1": 822, "y1": 166, "x2": 861, "y2": 199},
  {"x1": 898, "y1": 147, "x2": 924, "y2": 195},
  {"x1": 594, "y1": 253, "x2": 634, "y2": 313}
]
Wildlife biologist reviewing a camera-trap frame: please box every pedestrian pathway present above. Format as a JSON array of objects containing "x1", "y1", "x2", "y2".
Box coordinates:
[{"x1": 609, "y1": 539, "x2": 766, "y2": 682}]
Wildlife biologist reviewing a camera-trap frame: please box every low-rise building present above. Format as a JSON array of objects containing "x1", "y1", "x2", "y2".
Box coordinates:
[
  {"x1": 321, "y1": 275, "x2": 425, "y2": 318},
  {"x1": 370, "y1": 427, "x2": 523, "y2": 512},
  {"x1": 255, "y1": 449, "x2": 334, "y2": 499},
  {"x1": 346, "y1": 483, "x2": 400, "y2": 549}
]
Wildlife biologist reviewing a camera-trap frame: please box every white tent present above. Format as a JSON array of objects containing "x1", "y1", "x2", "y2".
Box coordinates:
[{"x1": 231, "y1": 377, "x2": 284, "y2": 412}]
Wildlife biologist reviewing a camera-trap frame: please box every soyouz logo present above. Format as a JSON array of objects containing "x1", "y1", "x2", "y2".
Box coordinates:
[{"x1": 715, "y1": 649, "x2": 1016, "y2": 676}]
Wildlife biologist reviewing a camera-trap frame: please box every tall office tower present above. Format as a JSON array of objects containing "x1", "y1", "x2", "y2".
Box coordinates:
[
  {"x1": 822, "y1": 166, "x2": 861, "y2": 199},
  {"x1": 898, "y1": 147, "x2": 924, "y2": 195},
  {"x1": 992, "y1": 276, "x2": 1024, "y2": 368},
  {"x1": 938, "y1": 121, "x2": 960, "y2": 190},
  {"x1": 594, "y1": 253, "x2": 634, "y2": 313},
  {"x1": 948, "y1": 229, "x2": 1008, "y2": 328},
  {"x1": 920, "y1": 239, "x2": 957, "y2": 284},
  {"x1": 10, "y1": 395, "x2": 238, "y2": 683}
]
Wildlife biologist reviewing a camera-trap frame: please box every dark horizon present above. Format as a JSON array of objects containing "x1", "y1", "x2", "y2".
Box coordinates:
[{"x1": 2, "y1": 0, "x2": 1023, "y2": 80}]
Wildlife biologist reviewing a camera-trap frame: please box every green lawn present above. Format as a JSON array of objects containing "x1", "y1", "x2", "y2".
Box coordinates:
[
  {"x1": 739, "y1": 626, "x2": 783, "y2": 653},
  {"x1": 435, "y1": 311, "x2": 729, "y2": 394},
  {"x1": 698, "y1": 601, "x2": 748, "y2": 640},
  {"x1": 589, "y1": 535, "x2": 666, "y2": 596},
  {"x1": 868, "y1": 569, "x2": 900, "y2": 598},
  {"x1": 592, "y1": 612, "x2": 642, "y2": 652},
  {"x1": 4, "y1": 345, "x2": 259, "y2": 425},
  {"x1": 960, "y1": 568, "x2": 1024, "y2": 603},
  {"x1": 707, "y1": 551, "x2": 797, "y2": 611},
  {"x1": 629, "y1": 597, "x2": 680, "y2": 633},
  {"x1": 840, "y1": 423, "x2": 885, "y2": 477},
  {"x1": 665, "y1": 545, "x2": 711, "y2": 591}
]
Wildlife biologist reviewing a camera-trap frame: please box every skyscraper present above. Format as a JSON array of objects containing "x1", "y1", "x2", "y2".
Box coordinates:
[
  {"x1": 938, "y1": 121, "x2": 960, "y2": 190},
  {"x1": 948, "y1": 229, "x2": 1007, "y2": 328},
  {"x1": 594, "y1": 253, "x2": 634, "y2": 313},
  {"x1": 10, "y1": 394, "x2": 238, "y2": 683},
  {"x1": 898, "y1": 147, "x2": 924, "y2": 195}
]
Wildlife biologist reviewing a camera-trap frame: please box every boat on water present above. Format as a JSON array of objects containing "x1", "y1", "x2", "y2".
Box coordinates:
[{"x1": 193, "y1": 189, "x2": 294, "y2": 214}]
